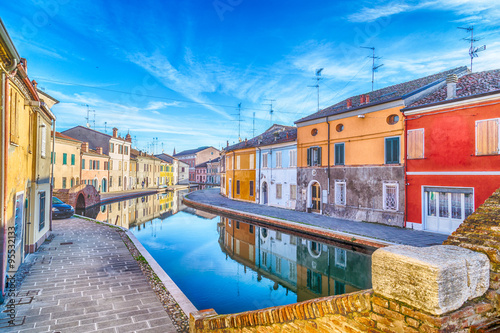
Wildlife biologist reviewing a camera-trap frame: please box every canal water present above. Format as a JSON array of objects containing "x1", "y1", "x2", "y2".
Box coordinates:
[{"x1": 79, "y1": 190, "x2": 373, "y2": 315}]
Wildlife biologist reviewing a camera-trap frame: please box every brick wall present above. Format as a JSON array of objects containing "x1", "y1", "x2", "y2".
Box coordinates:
[
  {"x1": 190, "y1": 188, "x2": 500, "y2": 333},
  {"x1": 54, "y1": 184, "x2": 101, "y2": 208}
]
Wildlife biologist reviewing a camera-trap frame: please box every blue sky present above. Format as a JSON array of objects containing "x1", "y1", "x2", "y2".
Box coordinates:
[{"x1": 2, "y1": 0, "x2": 500, "y2": 153}]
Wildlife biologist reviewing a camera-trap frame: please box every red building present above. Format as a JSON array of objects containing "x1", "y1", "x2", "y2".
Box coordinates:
[{"x1": 402, "y1": 69, "x2": 500, "y2": 234}]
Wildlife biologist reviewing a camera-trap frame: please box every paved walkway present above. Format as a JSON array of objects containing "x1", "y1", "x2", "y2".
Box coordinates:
[
  {"x1": 1, "y1": 217, "x2": 179, "y2": 333},
  {"x1": 186, "y1": 189, "x2": 449, "y2": 247}
]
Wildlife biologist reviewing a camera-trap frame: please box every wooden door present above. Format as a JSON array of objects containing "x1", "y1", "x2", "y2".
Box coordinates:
[{"x1": 311, "y1": 183, "x2": 321, "y2": 213}]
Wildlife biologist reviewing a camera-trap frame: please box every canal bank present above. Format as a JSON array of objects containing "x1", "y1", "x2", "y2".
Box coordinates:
[
  {"x1": 183, "y1": 188, "x2": 449, "y2": 248},
  {"x1": 100, "y1": 184, "x2": 190, "y2": 204},
  {"x1": 0, "y1": 216, "x2": 194, "y2": 333}
]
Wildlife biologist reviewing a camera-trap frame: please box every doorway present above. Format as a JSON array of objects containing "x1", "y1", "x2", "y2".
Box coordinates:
[
  {"x1": 262, "y1": 182, "x2": 268, "y2": 205},
  {"x1": 311, "y1": 182, "x2": 321, "y2": 213}
]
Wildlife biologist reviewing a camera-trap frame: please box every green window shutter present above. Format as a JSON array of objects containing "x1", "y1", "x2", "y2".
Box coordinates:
[
  {"x1": 317, "y1": 147, "x2": 322, "y2": 166},
  {"x1": 340, "y1": 144, "x2": 344, "y2": 165},
  {"x1": 63, "y1": 153, "x2": 67, "y2": 165},
  {"x1": 393, "y1": 138, "x2": 400, "y2": 163},
  {"x1": 97, "y1": 161, "x2": 100, "y2": 170},
  {"x1": 385, "y1": 138, "x2": 400, "y2": 164},
  {"x1": 385, "y1": 139, "x2": 392, "y2": 163},
  {"x1": 71, "y1": 154, "x2": 75, "y2": 165},
  {"x1": 82, "y1": 159, "x2": 85, "y2": 169},
  {"x1": 307, "y1": 148, "x2": 311, "y2": 166}
]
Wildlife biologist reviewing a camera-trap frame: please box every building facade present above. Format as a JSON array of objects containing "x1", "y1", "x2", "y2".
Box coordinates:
[
  {"x1": 224, "y1": 145, "x2": 256, "y2": 202},
  {"x1": 0, "y1": 21, "x2": 56, "y2": 302},
  {"x1": 206, "y1": 157, "x2": 221, "y2": 185},
  {"x1": 294, "y1": 66, "x2": 468, "y2": 227},
  {"x1": 81, "y1": 142, "x2": 110, "y2": 193},
  {"x1": 403, "y1": 70, "x2": 500, "y2": 234},
  {"x1": 61, "y1": 126, "x2": 131, "y2": 192},
  {"x1": 52, "y1": 132, "x2": 82, "y2": 189},
  {"x1": 255, "y1": 126, "x2": 297, "y2": 209},
  {"x1": 174, "y1": 146, "x2": 220, "y2": 182}
]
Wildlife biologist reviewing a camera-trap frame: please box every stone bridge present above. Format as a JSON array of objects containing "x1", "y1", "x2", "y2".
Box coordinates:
[{"x1": 53, "y1": 184, "x2": 100, "y2": 208}]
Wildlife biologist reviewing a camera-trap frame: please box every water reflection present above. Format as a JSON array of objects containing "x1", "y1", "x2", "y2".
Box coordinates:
[
  {"x1": 80, "y1": 191, "x2": 372, "y2": 314},
  {"x1": 78, "y1": 189, "x2": 189, "y2": 229},
  {"x1": 218, "y1": 217, "x2": 372, "y2": 304}
]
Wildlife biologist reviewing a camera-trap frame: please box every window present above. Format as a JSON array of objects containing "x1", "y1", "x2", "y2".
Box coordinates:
[
  {"x1": 276, "y1": 231, "x2": 282, "y2": 240},
  {"x1": 276, "y1": 257, "x2": 282, "y2": 274},
  {"x1": 39, "y1": 191, "x2": 46, "y2": 231},
  {"x1": 62, "y1": 177, "x2": 67, "y2": 189},
  {"x1": 387, "y1": 114, "x2": 400, "y2": 125},
  {"x1": 336, "y1": 124, "x2": 344, "y2": 132},
  {"x1": 40, "y1": 124, "x2": 47, "y2": 158},
  {"x1": 236, "y1": 156, "x2": 240, "y2": 170},
  {"x1": 236, "y1": 180, "x2": 240, "y2": 195},
  {"x1": 290, "y1": 184, "x2": 297, "y2": 200},
  {"x1": 71, "y1": 154, "x2": 75, "y2": 165},
  {"x1": 10, "y1": 91, "x2": 21, "y2": 144},
  {"x1": 306, "y1": 147, "x2": 322, "y2": 166},
  {"x1": 335, "y1": 248, "x2": 346, "y2": 268},
  {"x1": 289, "y1": 150, "x2": 297, "y2": 167},
  {"x1": 109, "y1": 176, "x2": 113, "y2": 188},
  {"x1": 82, "y1": 159, "x2": 86, "y2": 169},
  {"x1": 109, "y1": 143, "x2": 114, "y2": 153},
  {"x1": 476, "y1": 119, "x2": 499, "y2": 155},
  {"x1": 408, "y1": 129, "x2": 425, "y2": 159},
  {"x1": 70, "y1": 178, "x2": 74, "y2": 187},
  {"x1": 249, "y1": 225, "x2": 254, "y2": 233},
  {"x1": 250, "y1": 154, "x2": 254, "y2": 169},
  {"x1": 262, "y1": 153, "x2": 268, "y2": 168},
  {"x1": 236, "y1": 221, "x2": 240, "y2": 229},
  {"x1": 89, "y1": 160, "x2": 93, "y2": 170},
  {"x1": 119, "y1": 145, "x2": 123, "y2": 154},
  {"x1": 334, "y1": 143, "x2": 345, "y2": 165},
  {"x1": 118, "y1": 176, "x2": 122, "y2": 186},
  {"x1": 97, "y1": 161, "x2": 100, "y2": 170},
  {"x1": 63, "y1": 153, "x2": 68, "y2": 165},
  {"x1": 276, "y1": 184, "x2": 282, "y2": 199},
  {"x1": 125, "y1": 146, "x2": 128, "y2": 155},
  {"x1": 307, "y1": 270, "x2": 322, "y2": 294},
  {"x1": 385, "y1": 137, "x2": 400, "y2": 164},
  {"x1": 276, "y1": 151, "x2": 282, "y2": 168},
  {"x1": 250, "y1": 181, "x2": 254, "y2": 196},
  {"x1": 335, "y1": 181, "x2": 346, "y2": 206},
  {"x1": 289, "y1": 262, "x2": 296, "y2": 280},
  {"x1": 383, "y1": 183, "x2": 399, "y2": 211}
]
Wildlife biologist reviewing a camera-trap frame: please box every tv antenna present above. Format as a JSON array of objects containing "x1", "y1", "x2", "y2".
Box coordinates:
[
  {"x1": 82, "y1": 104, "x2": 96, "y2": 129},
  {"x1": 104, "y1": 122, "x2": 107, "y2": 133},
  {"x1": 231, "y1": 103, "x2": 244, "y2": 142},
  {"x1": 458, "y1": 26, "x2": 486, "y2": 72},
  {"x1": 360, "y1": 46, "x2": 383, "y2": 91},
  {"x1": 308, "y1": 68, "x2": 323, "y2": 112},
  {"x1": 263, "y1": 99, "x2": 275, "y2": 125}
]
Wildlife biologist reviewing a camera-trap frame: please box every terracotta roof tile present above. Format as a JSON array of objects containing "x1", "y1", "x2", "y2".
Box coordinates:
[{"x1": 225, "y1": 124, "x2": 297, "y2": 152}]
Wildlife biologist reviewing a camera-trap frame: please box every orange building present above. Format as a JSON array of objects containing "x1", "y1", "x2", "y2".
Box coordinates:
[
  {"x1": 223, "y1": 144, "x2": 256, "y2": 202},
  {"x1": 294, "y1": 66, "x2": 468, "y2": 226}
]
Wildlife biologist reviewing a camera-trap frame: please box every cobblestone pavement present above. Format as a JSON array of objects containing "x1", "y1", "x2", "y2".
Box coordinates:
[
  {"x1": 186, "y1": 188, "x2": 449, "y2": 247},
  {"x1": 1, "y1": 217, "x2": 180, "y2": 333}
]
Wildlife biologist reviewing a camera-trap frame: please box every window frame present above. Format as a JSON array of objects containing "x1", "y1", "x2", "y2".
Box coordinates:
[
  {"x1": 276, "y1": 183, "x2": 282, "y2": 199},
  {"x1": 306, "y1": 146, "x2": 322, "y2": 167},
  {"x1": 385, "y1": 136, "x2": 400, "y2": 165},
  {"x1": 334, "y1": 143, "x2": 345, "y2": 166},
  {"x1": 334, "y1": 181, "x2": 346, "y2": 206},
  {"x1": 276, "y1": 151, "x2": 282, "y2": 168},
  {"x1": 407, "y1": 128, "x2": 425, "y2": 159},
  {"x1": 383, "y1": 183, "x2": 399, "y2": 211},
  {"x1": 475, "y1": 118, "x2": 500, "y2": 156}
]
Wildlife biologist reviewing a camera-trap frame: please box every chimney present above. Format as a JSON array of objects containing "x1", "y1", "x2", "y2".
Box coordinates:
[
  {"x1": 125, "y1": 133, "x2": 132, "y2": 142},
  {"x1": 112, "y1": 127, "x2": 118, "y2": 138},
  {"x1": 32, "y1": 80, "x2": 37, "y2": 89},
  {"x1": 81, "y1": 142, "x2": 89, "y2": 153},
  {"x1": 446, "y1": 74, "x2": 458, "y2": 100},
  {"x1": 20, "y1": 58, "x2": 27, "y2": 73},
  {"x1": 360, "y1": 94, "x2": 366, "y2": 105},
  {"x1": 226, "y1": 140, "x2": 229, "y2": 147},
  {"x1": 96, "y1": 147, "x2": 103, "y2": 155},
  {"x1": 365, "y1": 94, "x2": 370, "y2": 104},
  {"x1": 346, "y1": 98, "x2": 352, "y2": 108}
]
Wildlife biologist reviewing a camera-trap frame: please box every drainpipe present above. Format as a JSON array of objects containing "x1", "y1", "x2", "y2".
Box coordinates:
[
  {"x1": 257, "y1": 147, "x2": 261, "y2": 204},
  {"x1": 327, "y1": 116, "x2": 331, "y2": 194},
  {"x1": 50, "y1": 119, "x2": 56, "y2": 231},
  {"x1": 0, "y1": 72, "x2": 7, "y2": 303},
  {"x1": 232, "y1": 153, "x2": 235, "y2": 199}
]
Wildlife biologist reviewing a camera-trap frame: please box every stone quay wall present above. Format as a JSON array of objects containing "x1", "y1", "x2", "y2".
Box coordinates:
[{"x1": 190, "y1": 188, "x2": 500, "y2": 333}]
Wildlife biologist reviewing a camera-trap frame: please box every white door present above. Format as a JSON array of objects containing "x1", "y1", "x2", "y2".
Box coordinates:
[{"x1": 424, "y1": 190, "x2": 474, "y2": 234}]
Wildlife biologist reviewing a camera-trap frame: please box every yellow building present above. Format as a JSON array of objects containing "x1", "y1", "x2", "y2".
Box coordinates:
[
  {"x1": 224, "y1": 144, "x2": 256, "y2": 202},
  {"x1": 0, "y1": 19, "x2": 57, "y2": 301},
  {"x1": 294, "y1": 66, "x2": 468, "y2": 226}
]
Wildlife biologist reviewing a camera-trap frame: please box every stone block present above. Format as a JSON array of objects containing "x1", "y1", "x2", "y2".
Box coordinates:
[{"x1": 372, "y1": 245, "x2": 489, "y2": 316}]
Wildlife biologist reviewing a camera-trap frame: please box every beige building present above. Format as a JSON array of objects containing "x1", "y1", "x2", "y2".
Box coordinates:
[
  {"x1": 52, "y1": 132, "x2": 81, "y2": 189},
  {"x1": 132, "y1": 149, "x2": 160, "y2": 189}
]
